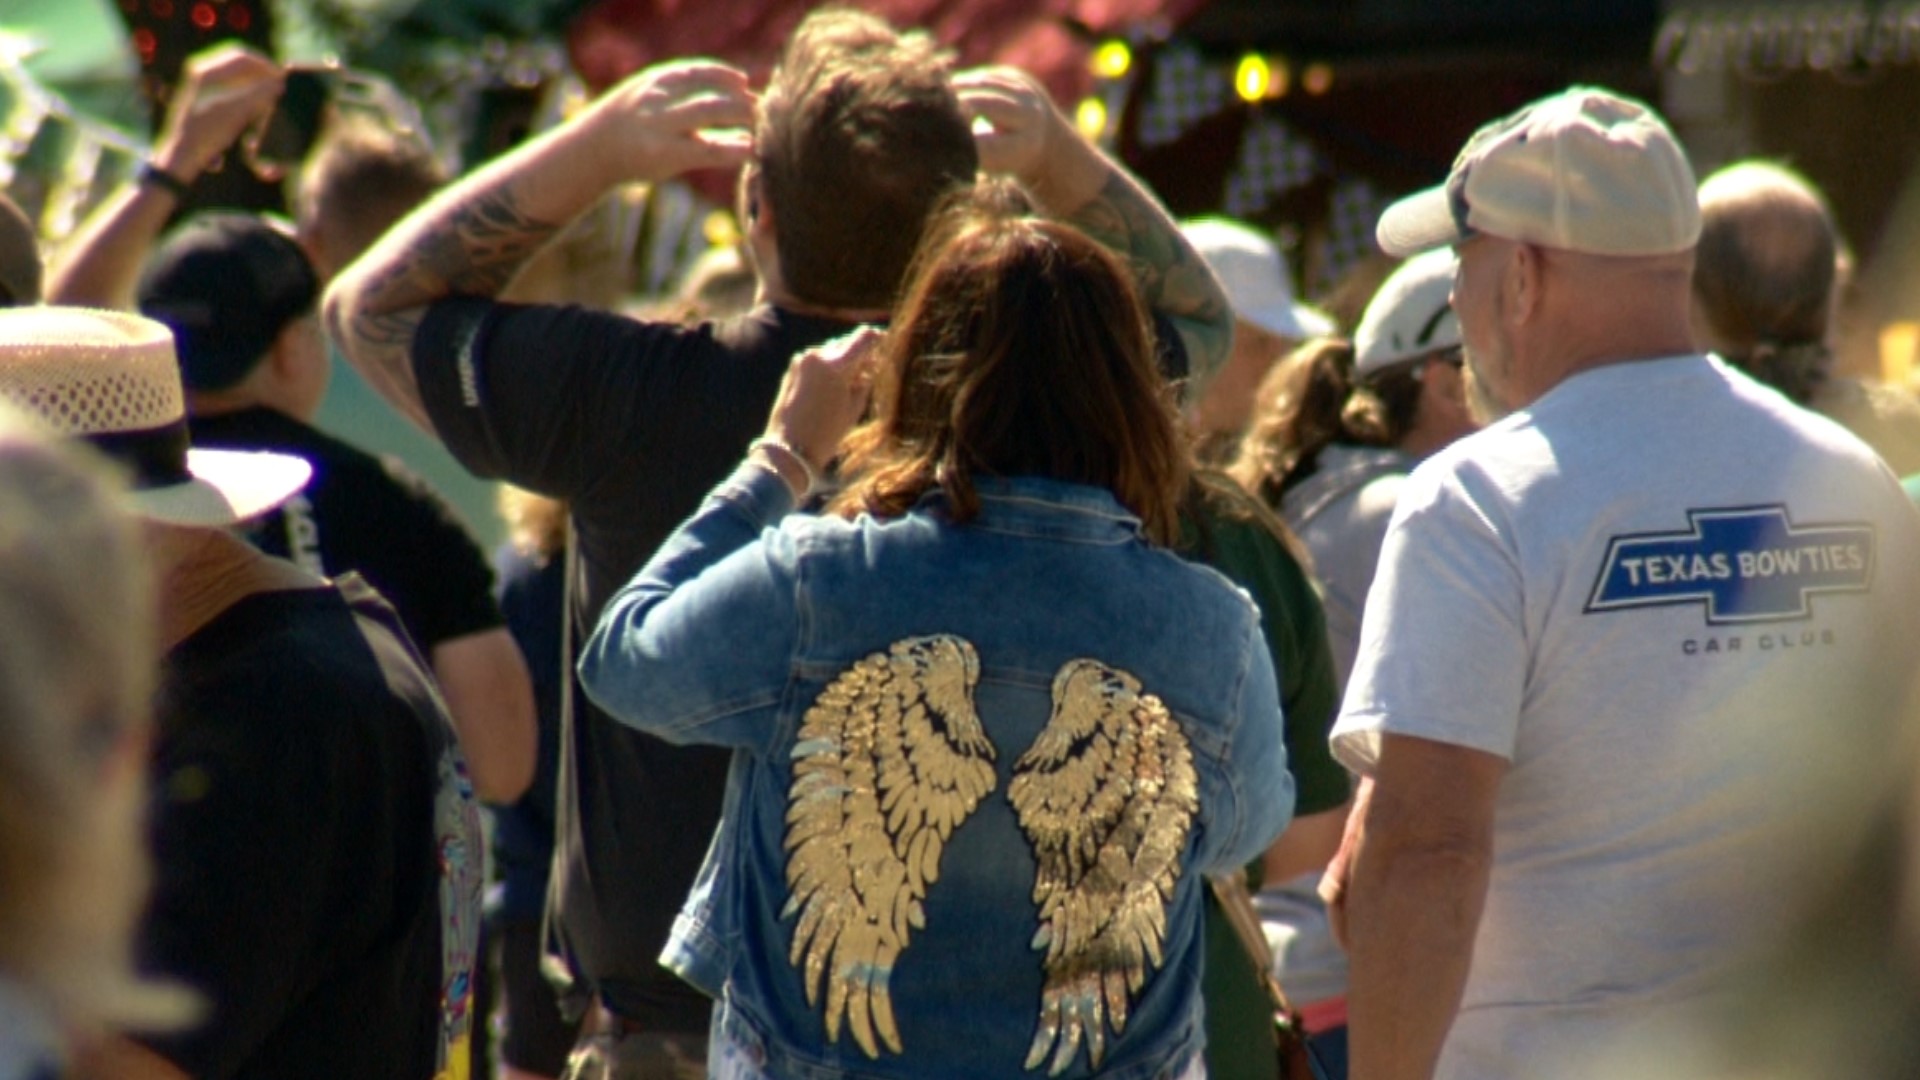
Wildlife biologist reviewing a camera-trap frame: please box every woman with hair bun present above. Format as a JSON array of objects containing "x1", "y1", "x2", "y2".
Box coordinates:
[{"x1": 1230, "y1": 249, "x2": 1480, "y2": 686}]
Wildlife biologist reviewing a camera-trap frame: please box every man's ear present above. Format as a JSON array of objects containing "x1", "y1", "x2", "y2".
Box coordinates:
[{"x1": 1507, "y1": 243, "x2": 1545, "y2": 326}]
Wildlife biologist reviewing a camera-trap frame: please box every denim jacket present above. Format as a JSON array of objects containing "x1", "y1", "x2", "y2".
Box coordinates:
[{"x1": 580, "y1": 463, "x2": 1295, "y2": 1080}]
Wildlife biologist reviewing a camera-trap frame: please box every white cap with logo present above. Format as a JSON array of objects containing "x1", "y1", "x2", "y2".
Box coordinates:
[{"x1": 1375, "y1": 87, "x2": 1700, "y2": 259}]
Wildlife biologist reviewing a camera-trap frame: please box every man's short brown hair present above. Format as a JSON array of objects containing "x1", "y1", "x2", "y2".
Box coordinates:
[
  {"x1": 755, "y1": 8, "x2": 978, "y2": 311},
  {"x1": 297, "y1": 117, "x2": 446, "y2": 279}
]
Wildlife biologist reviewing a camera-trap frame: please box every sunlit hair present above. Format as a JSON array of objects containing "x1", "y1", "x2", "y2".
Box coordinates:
[
  {"x1": 0, "y1": 406, "x2": 194, "y2": 1029},
  {"x1": 296, "y1": 114, "x2": 445, "y2": 278},
  {"x1": 1228, "y1": 337, "x2": 1421, "y2": 506},
  {"x1": 1693, "y1": 160, "x2": 1837, "y2": 405},
  {"x1": 755, "y1": 6, "x2": 978, "y2": 310},
  {"x1": 831, "y1": 186, "x2": 1189, "y2": 544},
  {"x1": 497, "y1": 484, "x2": 568, "y2": 563}
]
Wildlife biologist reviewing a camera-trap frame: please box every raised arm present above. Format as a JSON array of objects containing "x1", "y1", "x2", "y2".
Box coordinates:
[
  {"x1": 46, "y1": 45, "x2": 283, "y2": 308},
  {"x1": 579, "y1": 329, "x2": 881, "y2": 744},
  {"x1": 956, "y1": 67, "x2": 1232, "y2": 386},
  {"x1": 322, "y1": 60, "x2": 755, "y2": 431}
]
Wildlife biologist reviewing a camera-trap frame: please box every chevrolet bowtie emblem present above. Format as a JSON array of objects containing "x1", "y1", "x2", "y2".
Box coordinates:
[{"x1": 1585, "y1": 505, "x2": 1875, "y2": 625}]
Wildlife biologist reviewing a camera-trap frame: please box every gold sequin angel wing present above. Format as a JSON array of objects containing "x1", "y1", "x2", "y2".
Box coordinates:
[
  {"x1": 782, "y1": 634, "x2": 998, "y2": 1059},
  {"x1": 1008, "y1": 659, "x2": 1201, "y2": 1076}
]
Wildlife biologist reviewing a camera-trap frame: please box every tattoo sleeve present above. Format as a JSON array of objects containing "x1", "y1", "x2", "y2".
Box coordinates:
[
  {"x1": 328, "y1": 186, "x2": 559, "y2": 429},
  {"x1": 1063, "y1": 172, "x2": 1234, "y2": 386}
]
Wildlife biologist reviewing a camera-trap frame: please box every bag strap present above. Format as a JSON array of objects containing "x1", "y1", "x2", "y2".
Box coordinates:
[{"x1": 1207, "y1": 873, "x2": 1305, "y2": 1029}]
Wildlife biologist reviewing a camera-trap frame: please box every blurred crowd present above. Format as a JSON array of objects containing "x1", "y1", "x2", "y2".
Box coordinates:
[{"x1": 0, "y1": 9, "x2": 1918, "y2": 1080}]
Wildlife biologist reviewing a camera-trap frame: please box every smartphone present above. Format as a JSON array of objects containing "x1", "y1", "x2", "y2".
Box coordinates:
[{"x1": 250, "y1": 66, "x2": 336, "y2": 173}]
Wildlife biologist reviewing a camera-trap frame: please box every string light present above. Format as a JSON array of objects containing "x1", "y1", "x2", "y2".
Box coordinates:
[
  {"x1": 1074, "y1": 97, "x2": 1108, "y2": 139},
  {"x1": 1304, "y1": 63, "x2": 1334, "y2": 95},
  {"x1": 1092, "y1": 40, "x2": 1132, "y2": 80},
  {"x1": 1234, "y1": 54, "x2": 1270, "y2": 101},
  {"x1": 703, "y1": 209, "x2": 739, "y2": 248}
]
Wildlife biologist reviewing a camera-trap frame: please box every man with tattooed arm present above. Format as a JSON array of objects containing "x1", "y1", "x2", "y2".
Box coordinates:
[{"x1": 324, "y1": 10, "x2": 1230, "y2": 1076}]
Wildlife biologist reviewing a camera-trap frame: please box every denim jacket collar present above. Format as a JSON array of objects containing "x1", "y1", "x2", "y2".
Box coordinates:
[{"x1": 915, "y1": 476, "x2": 1144, "y2": 545}]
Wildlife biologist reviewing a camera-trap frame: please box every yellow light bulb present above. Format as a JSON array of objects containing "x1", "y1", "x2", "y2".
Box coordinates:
[
  {"x1": 1092, "y1": 40, "x2": 1132, "y2": 80},
  {"x1": 703, "y1": 209, "x2": 740, "y2": 248},
  {"x1": 1074, "y1": 97, "x2": 1108, "y2": 140},
  {"x1": 1235, "y1": 54, "x2": 1271, "y2": 103}
]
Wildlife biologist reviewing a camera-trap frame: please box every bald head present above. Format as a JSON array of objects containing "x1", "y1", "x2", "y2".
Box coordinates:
[{"x1": 1692, "y1": 161, "x2": 1838, "y2": 403}]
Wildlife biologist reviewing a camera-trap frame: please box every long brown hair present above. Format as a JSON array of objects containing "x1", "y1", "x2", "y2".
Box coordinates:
[
  {"x1": 831, "y1": 190, "x2": 1188, "y2": 543},
  {"x1": 1228, "y1": 337, "x2": 1420, "y2": 507}
]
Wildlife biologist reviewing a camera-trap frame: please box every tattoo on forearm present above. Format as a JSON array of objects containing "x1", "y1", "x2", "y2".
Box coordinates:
[
  {"x1": 1065, "y1": 173, "x2": 1232, "y2": 380},
  {"x1": 338, "y1": 186, "x2": 558, "y2": 403},
  {"x1": 417, "y1": 189, "x2": 554, "y2": 297}
]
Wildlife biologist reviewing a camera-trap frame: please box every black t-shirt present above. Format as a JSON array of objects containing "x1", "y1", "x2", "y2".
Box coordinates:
[
  {"x1": 413, "y1": 299, "x2": 856, "y2": 1028},
  {"x1": 140, "y1": 578, "x2": 473, "y2": 1079},
  {"x1": 189, "y1": 406, "x2": 503, "y2": 654}
]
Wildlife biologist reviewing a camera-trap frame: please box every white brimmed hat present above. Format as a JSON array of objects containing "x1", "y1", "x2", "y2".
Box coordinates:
[
  {"x1": 1355, "y1": 249, "x2": 1461, "y2": 377},
  {"x1": 1182, "y1": 217, "x2": 1335, "y2": 340},
  {"x1": 0, "y1": 307, "x2": 309, "y2": 525},
  {"x1": 1375, "y1": 87, "x2": 1700, "y2": 258}
]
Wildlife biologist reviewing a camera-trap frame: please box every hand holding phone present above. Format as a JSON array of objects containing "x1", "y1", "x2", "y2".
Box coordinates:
[
  {"x1": 246, "y1": 64, "x2": 337, "y2": 178},
  {"x1": 151, "y1": 44, "x2": 284, "y2": 184}
]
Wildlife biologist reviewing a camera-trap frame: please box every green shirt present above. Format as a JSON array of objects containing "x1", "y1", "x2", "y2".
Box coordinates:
[
  {"x1": 1180, "y1": 478, "x2": 1347, "y2": 817},
  {"x1": 1182, "y1": 476, "x2": 1347, "y2": 1080}
]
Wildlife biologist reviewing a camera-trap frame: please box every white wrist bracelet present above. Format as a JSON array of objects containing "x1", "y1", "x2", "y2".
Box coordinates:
[{"x1": 748, "y1": 436, "x2": 821, "y2": 496}]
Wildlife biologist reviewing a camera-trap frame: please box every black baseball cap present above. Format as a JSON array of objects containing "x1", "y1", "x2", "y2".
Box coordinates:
[{"x1": 137, "y1": 212, "x2": 320, "y2": 391}]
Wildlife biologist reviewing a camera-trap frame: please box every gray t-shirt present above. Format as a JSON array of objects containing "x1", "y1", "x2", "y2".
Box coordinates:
[
  {"x1": 1280, "y1": 443, "x2": 1412, "y2": 687},
  {"x1": 1334, "y1": 355, "x2": 1920, "y2": 1077}
]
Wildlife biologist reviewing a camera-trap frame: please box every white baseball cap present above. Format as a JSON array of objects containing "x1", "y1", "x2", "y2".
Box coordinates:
[
  {"x1": 1181, "y1": 217, "x2": 1335, "y2": 341},
  {"x1": 1354, "y1": 249, "x2": 1461, "y2": 377},
  {"x1": 1376, "y1": 87, "x2": 1700, "y2": 258},
  {"x1": 0, "y1": 306, "x2": 309, "y2": 526}
]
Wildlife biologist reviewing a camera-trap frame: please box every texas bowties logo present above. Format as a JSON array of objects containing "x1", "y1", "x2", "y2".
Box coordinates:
[{"x1": 1586, "y1": 505, "x2": 1874, "y2": 624}]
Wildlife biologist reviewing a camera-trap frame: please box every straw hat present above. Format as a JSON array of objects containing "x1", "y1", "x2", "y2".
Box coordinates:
[{"x1": 0, "y1": 306, "x2": 309, "y2": 525}]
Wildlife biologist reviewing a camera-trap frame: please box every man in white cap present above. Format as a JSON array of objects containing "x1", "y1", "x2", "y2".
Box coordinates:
[
  {"x1": 1182, "y1": 216, "x2": 1334, "y2": 443},
  {"x1": 0, "y1": 306, "x2": 482, "y2": 1080},
  {"x1": 1319, "y1": 88, "x2": 1920, "y2": 1079}
]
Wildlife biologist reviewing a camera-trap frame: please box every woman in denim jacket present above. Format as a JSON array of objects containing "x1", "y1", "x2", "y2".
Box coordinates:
[{"x1": 581, "y1": 200, "x2": 1295, "y2": 1079}]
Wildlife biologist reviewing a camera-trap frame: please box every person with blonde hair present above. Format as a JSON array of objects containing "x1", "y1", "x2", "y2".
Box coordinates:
[{"x1": 0, "y1": 405, "x2": 193, "y2": 1077}]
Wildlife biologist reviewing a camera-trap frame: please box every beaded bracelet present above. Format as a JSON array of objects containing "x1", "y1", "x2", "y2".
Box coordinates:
[{"x1": 748, "y1": 435, "x2": 821, "y2": 496}]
